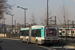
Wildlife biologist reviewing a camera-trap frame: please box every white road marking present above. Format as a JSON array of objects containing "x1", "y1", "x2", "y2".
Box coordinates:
[
  {"x1": 39, "y1": 46, "x2": 56, "y2": 50},
  {"x1": 39, "y1": 46, "x2": 75, "y2": 50}
]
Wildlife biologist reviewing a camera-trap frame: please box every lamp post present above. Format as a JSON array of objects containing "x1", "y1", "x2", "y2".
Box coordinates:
[
  {"x1": 14, "y1": 20, "x2": 16, "y2": 34},
  {"x1": 53, "y1": 16, "x2": 56, "y2": 25},
  {"x1": 47, "y1": 0, "x2": 49, "y2": 26},
  {"x1": 17, "y1": 6, "x2": 28, "y2": 28}
]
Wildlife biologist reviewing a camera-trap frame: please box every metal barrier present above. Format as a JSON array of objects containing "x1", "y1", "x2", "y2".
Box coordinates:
[{"x1": 6, "y1": 33, "x2": 20, "y2": 38}]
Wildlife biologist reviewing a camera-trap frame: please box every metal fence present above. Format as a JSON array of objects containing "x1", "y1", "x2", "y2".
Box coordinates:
[{"x1": 6, "y1": 32, "x2": 20, "y2": 38}]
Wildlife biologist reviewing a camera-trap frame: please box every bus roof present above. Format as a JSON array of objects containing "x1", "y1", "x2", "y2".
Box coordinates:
[{"x1": 20, "y1": 25, "x2": 58, "y2": 30}]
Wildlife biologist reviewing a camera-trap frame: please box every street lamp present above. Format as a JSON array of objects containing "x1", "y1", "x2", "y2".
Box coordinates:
[
  {"x1": 17, "y1": 6, "x2": 28, "y2": 28},
  {"x1": 6, "y1": 13, "x2": 14, "y2": 37}
]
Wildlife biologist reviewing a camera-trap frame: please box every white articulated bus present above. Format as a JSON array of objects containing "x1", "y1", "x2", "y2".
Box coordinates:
[{"x1": 20, "y1": 25, "x2": 59, "y2": 45}]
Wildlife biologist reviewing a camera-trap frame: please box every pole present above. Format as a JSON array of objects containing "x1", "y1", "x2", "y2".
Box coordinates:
[
  {"x1": 47, "y1": 0, "x2": 49, "y2": 26},
  {"x1": 4, "y1": 18, "x2": 5, "y2": 37},
  {"x1": 14, "y1": 20, "x2": 16, "y2": 34},
  {"x1": 24, "y1": 10, "x2": 26, "y2": 28},
  {"x1": 65, "y1": 23, "x2": 67, "y2": 42},
  {"x1": 17, "y1": 6, "x2": 28, "y2": 28},
  {"x1": 72, "y1": 20, "x2": 74, "y2": 39},
  {"x1": 15, "y1": 20, "x2": 16, "y2": 27},
  {"x1": 19, "y1": 24, "x2": 20, "y2": 38},
  {"x1": 68, "y1": 20, "x2": 69, "y2": 39},
  {"x1": 12, "y1": 15, "x2": 13, "y2": 38},
  {"x1": 55, "y1": 16, "x2": 56, "y2": 26}
]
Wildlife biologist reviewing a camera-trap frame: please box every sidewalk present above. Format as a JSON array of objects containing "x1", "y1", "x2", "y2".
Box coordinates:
[
  {"x1": 64, "y1": 45, "x2": 75, "y2": 49},
  {"x1": 0, "y1": 37, "x2": 20, "y2": 40},
  {"x1": 64, "y1": 42, "x2": 75, "y2": 49}
]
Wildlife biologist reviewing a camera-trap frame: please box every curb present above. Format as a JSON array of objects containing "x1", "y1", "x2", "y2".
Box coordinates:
[{"x1": 0, "y1": 37, "x2": 20, "y2": 40}]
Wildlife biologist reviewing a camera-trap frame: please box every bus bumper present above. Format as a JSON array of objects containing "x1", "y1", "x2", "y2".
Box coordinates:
[{"x1": 42, "y1": 40, "x2": 59, "y2": 44}]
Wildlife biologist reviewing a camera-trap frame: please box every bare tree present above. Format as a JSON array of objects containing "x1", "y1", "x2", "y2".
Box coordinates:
[
  {"x1": 30, "y1": 12, "x2": 37, "y2": 25},
  {"x1": 40, "y1": 11, "x2": 46, "y2": 25},
  {"x1": 58, "y1": 4, "x2": 69, "y2": 27},
  {"x1": 0, "y1": 0, "x2": 12, "y2": 20}
]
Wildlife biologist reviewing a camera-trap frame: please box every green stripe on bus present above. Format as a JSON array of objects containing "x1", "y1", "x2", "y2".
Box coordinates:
[
  {"x1": 21, "y1": 29, "x2": 29, "y2": 30},
  {"x1": 41, "y1": 27, "x2": 45, "y2": 37}
]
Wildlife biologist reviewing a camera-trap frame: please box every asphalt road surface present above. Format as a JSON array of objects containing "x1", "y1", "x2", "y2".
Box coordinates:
[{"x1": 0, "y1": 38, "x2": 75, "y2": 50}]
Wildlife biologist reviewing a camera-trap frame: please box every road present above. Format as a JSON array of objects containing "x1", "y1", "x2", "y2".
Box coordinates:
[{"x1": 0, "y1": 38, "x2": 75, "y2": 50}]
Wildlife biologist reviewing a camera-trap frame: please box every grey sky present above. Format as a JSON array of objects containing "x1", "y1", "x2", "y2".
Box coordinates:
[{"x1": 3, "y1": 0, "x2": 75, "y2": 25}]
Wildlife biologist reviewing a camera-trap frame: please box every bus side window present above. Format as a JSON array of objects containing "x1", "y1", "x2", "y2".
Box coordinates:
[
  {"x1": 26, "y1": 30, "x2": 29, "y2": 36},
  {"x1": 20, "y1": 31, "x2": 24, "y2": 36},
  {"x1": 36, "y1": 29, "x2": 41, "y2": 37},
  {"x1": 23, "y1": 31, "x2": 26, "y2": 36},
  {"x1": 31, "y1": 30, "x2": 36, "y2": 37},
  {"x1": 24, "y1": 30, "x2": 29, "y2": 36},
  {"x1": 27, "y1": 30, "x2": 29, "y2": 36}
]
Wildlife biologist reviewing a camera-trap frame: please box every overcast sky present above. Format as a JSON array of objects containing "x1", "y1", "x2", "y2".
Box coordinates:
[{"x1": 3, "y1": 0, "x2": 75, "y2": 25}]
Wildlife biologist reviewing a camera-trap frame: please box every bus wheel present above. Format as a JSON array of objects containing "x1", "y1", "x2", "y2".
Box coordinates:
[
  {"x1": 22, "y1": 39, "x2": 24, "y2": 43},
  {"x1": 22, "y1": 41, "x2": 24, "y2": 43},
  {"x1": 36, "y1": 40, "x2": 38, "y2": 46}
]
